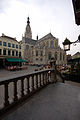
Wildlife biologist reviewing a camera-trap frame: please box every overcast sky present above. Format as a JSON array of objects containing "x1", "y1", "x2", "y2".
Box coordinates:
[{"x1": 0, "y1": 0, "x2": 80, "y2": 55}]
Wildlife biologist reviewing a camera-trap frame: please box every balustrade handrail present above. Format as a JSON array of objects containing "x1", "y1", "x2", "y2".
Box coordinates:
[
  {"x1": 0, "y1": 69, "x2": 51, "y2": 85},
  {"x1": 0, "y1": 69, "x2": 54, "y2": 117}
]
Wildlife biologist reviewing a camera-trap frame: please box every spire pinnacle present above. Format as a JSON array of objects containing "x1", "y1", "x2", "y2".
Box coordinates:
[
  {"x1": 36, "y1": 34, "x2": 38, "y2": 40},
  {"x1": 27, "y1": 17, "x2": 30, "y2": 25}
]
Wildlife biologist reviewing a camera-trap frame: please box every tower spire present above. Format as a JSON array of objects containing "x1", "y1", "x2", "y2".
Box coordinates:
[
  {"x1": 24, "y1": 16, "x2": 32, "y2": 39},
  {"x1": 27, "y1": 17, "x2": 30, "y2": 25},
  {"x1": 36, "y1": 34, "x2": 38, "y2": 40}
]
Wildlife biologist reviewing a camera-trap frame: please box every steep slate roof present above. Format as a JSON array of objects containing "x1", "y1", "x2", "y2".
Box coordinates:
[
  {"x1": 39, "y1": 33, "x2": 56, "y2": 41},
  {"x1": 24, "y1": 37, "x2": 37, "y2": 45}
]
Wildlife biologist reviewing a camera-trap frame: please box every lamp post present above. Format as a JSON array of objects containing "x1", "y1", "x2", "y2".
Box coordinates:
[{"x1": 63, "y1": 35, "x2": 80, "y2": 51}]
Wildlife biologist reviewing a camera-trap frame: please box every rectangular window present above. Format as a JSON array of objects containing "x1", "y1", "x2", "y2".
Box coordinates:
[
  {"x1": 16, "y1": 45, "x2": 18, "y2": 49},
  {"x1": 40, "y1": 51, "x2": 43, "y2": 56},
  {"x1": 0, "y1": 49, "x2": 2, "y2": 55},
  {"x1": 8, "y1": 50, "x2": 10, "y2": 56},
  {"x1": 12, "y1": 51, "x2": 14, "y2": 56},
  {"x1": 19, "y1": 52, "x2": 21, "y2": 57},
  {"x1": 3, "y1": 49, "x2": 6, "y2": 55},
  {"x1": 16, "y1": 51, "x2": 18, "y2": 56},
  {"x1": 19, "y1": 45, "x2": 21, "y2": 49},
  {"x1": 40, "y1": 58, "x2": 43, "y2": 61},
  {"x1": 36, "y1": 51, "x2": 38, "y2": 56},
  {"x1": 0, "y1": 41, "x2": 2, "y2": 46},
  {"x1": 8, "y1": 43, "x2": 11, "y2": 47},
  {"x1": 12, "y1": 44, "x2": 15, "y2": 48},
  {"x1": 3, "y1": 42, "x2": 7, "y2": 46}
]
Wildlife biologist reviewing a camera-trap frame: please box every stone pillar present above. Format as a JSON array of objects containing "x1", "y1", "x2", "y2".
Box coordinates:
[{"x1": 50, "y1": 57, "x2": 57, "y2": 83}]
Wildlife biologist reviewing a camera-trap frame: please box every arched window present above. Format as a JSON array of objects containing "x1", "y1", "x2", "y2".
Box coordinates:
[
  {"x1": 36, "y1": 51, "x2": 38, "y2": 56},
  {"x1": 26, "y1": 45, "x2": 29, "y2": 50},
  {"x1": 46, "y1": 41, "x2": 49, "y2": 48},
  {"x1": 40, "y1": 51, "x2": 43, "y2": 56},
  {"x1": 50, "y1": 40, "x2": 54, "y2": 48}
]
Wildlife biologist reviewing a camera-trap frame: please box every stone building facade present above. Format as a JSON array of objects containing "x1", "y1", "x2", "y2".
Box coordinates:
[
  {"x1": 22, "y1": 17, "x2": 67, "y2": 65},
  {"x1": 0, "y1": 33, "x2": 22, "y2": 68}
]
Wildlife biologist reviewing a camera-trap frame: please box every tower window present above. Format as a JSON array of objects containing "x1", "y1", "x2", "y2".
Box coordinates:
[{"x1": 26, "y1": 45, "x2": 29, "y2": 50}]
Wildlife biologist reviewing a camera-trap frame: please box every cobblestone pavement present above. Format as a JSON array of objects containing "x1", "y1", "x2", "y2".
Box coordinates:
[
  {"x1": 0, "y1": 65, "x2": 39, "y2": 81},
  {"x1": 1, "y1": 83, "x2": 80, "y2": 120}
]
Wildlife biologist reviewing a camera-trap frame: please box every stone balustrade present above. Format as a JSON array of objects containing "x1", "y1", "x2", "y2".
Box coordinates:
[{"x1": 0, "y1": 69, "x2": 54, "y2": 116}]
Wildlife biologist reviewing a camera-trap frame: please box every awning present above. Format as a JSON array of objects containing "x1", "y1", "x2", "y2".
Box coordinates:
[{"x1": 6, "y1": 58, "x2": 26, "y2": 62}]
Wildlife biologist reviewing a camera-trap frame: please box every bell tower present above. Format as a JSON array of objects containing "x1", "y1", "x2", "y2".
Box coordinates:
[{"x1": 24, "y1": 17, "x2": 32, "y2": 39}]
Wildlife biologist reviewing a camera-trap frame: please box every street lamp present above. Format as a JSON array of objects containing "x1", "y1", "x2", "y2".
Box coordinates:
[{"x1": 63, "y1": 35, "x2": 80, "y2": 51}]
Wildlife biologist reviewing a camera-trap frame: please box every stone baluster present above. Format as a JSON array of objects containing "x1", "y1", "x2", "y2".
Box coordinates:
[
  {"x1": 4, "y1": 82, "x2": 9, "y2": 106},
  {"x1": 39, "y1": 73, "x2": 42, "y2": 87},
  {"x1": 45, "y1": 72, "x2": 47, "y2": 85},
  {"x1": 43, "y1": 72, "x2": 45, "y2": 86},
  {"x1": 14, "y1": 80, "x2": 18, "y2": 101},
  {"x1": 47, "y1": 72, "x2": 49, "y2": 84},
  {"x1": 32, "y1": 75, "x2": 34, "y2": 91},
  {"x1": 21, "y1": 78, "x2": 24, "y2": 97},
  {"x1": 36, "y1": 74, "x2": 38, "y2": 89},
  {"x1": 27, "y1": 76, "x2": 30, "y2": 94}
]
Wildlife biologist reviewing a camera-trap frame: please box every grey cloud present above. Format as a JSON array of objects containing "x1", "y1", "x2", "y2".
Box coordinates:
[{"x1": 0, "y1": 0, "x2": 11, "y2": 13}]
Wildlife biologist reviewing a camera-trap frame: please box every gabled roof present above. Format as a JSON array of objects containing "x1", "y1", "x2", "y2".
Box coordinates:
[
  {"x1": 39, "y1": 33, "x2": 56, "y2": 41},
  {"x1": 24, "y1": 37, "x2": 37, "y2": 45}
]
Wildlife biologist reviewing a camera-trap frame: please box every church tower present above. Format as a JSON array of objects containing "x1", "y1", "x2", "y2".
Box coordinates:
[{"x1": 24, "y1": 17, "x2": 32, "y2": 39}]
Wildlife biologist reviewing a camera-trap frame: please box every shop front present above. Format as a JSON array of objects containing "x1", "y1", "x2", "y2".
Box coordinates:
[{"x1": 5, "y1": 58, "x2": 26, "y2": 67}]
